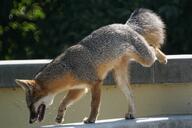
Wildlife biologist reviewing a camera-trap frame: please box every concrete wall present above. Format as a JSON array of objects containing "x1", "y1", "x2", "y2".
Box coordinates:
[
  {"x1": 1, "y1": 55, "x2": 192, "y2": 87},
  {"x1": 1, "y1": 84, "x2": 192, "y2": 128},
  {"x1": 1, "y1": 55, "x2": 192, "y2": 128}
]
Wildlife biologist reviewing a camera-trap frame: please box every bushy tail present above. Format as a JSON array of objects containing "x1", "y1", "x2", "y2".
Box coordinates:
[{"x1": 126, "y1": 8, "x2": 166, "y2": 48}]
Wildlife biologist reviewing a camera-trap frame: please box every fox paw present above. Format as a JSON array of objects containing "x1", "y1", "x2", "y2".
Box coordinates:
[
  {"x1": 55, "y1": 115, "x2": 64, "y2": 124},
  {"x1": 83, "y1": 117, "x2": 95, "y2": 124},
  {"x1": 160, "y1": 58, "x2": 167, "y2": 64},
  {"x1": 125, "y1": 113, "x2": 135, "y2": 120},
  {"x1": 158, "y1": 56, "x2": 167, "y2": 64}
]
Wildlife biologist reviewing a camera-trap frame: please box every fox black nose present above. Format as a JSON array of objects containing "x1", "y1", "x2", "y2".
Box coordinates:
[
  {"x1": 29, "y1": 118, "x2": 37, "y2": 124},
  {"x1": 29, "y1": 110, "x2": 37, "y2": 123}
]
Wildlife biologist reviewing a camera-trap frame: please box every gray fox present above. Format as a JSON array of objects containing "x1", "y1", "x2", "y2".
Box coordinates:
[{"x1": 15, "y1": 8, "x2": 167, "y2": 124}]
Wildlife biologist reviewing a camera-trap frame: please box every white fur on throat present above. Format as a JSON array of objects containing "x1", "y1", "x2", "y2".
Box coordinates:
[{"x1": 34, "y1": 94, "x2": 55, "y2": 111}]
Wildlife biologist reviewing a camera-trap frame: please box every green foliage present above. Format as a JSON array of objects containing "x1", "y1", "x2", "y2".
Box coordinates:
[{"x1": 0, "y1": 0, "x2": 192, "y2": 59}]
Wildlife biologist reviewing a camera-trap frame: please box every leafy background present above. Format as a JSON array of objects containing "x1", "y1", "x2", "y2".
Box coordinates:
[{"x1": 1, "y1": 0, "x2": 192, "y2": 59}]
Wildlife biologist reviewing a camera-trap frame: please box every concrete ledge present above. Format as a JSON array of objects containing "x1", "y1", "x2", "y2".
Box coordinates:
[
  {"x1": 1, "y1": 55, "x2": 192, "y2": 87},
  {"x1": 41, "y1": 115, "x2": 192, "y2": 128}
]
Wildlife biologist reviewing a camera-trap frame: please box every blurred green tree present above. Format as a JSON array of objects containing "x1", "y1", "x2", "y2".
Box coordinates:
[{"x1": 0, "y1": 0, "x2": 192, "y2": 59}]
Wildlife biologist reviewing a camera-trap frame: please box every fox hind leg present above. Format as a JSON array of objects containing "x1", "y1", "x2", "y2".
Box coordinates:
[
  {"x1": 55, "y1": 88, "x2": 88, "y2": 123},
  {"x1": 113, "y1": 57, "x2": 136, "y2": 119},
  {"x1": 155, "y1": 48, "x2": 167, "y2": 64},
  {"x1": 129, "y1": 48, "x2": 156, "y2": 67}
]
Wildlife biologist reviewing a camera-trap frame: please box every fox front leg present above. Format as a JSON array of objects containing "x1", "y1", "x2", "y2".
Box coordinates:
[
  {"x1": 84, "y1": 81, "x2": 102, "y2": 123},
  {"x1": 55, "y1": 89, "x2": 87, "y2": 123}
]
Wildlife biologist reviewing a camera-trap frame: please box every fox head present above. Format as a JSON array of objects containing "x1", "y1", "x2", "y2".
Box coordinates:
[{"x1": 15, "y1": 79, "x2": 55, "y2": 124}]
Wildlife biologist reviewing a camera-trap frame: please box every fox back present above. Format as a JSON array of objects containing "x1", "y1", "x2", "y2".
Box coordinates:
[
  {"x1": 36, "y1": 9, "x2": 165, "y2": 83},
  {"x1": 36, "y1": 24, "x2": 155, "y2": 82}
]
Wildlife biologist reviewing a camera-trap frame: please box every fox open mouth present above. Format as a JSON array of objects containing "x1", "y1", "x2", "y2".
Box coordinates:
[
  {"x1": 37, "y1": 104, "x2": 46, "y2": 122},
  {"x1": 29, "y1": 104, "x2": 46, "y2": 124}
]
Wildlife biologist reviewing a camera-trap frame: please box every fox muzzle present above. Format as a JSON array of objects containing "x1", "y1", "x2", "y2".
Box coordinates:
[{"x1": 29, "y1": 105, "x2": 38, "y2": 124}]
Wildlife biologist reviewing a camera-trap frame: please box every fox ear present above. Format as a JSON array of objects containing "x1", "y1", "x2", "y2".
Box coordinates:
[{"x1": 15, "y1": 79, "x2": 33, "y2": 93}]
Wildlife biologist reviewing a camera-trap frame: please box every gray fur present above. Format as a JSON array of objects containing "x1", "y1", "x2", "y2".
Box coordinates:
[{"x1": 35, "y1": 8, "x2": 165, "y2": 83}]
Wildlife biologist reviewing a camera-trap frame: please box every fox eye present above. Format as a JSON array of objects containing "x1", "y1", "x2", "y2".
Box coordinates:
[
  {"x1": 26, "y1": 95, "x2": 34, "y2": 107},
  {"x1": 27, "y1": 101, "x2": 33, "y2": 108}
]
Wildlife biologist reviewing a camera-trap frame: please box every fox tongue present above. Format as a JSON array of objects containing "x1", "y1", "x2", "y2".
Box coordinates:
[{"x1": 37, "y1": 104, "x2": 46, "y2": 122}]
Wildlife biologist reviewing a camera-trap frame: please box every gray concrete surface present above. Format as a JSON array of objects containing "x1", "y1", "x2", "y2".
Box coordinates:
[
  {"x1": 1, "y1": 55, "x2": 192, "y2": 87},
  {"x1": 41, "y1": 115, "x2": 192, "y2": 128}
]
